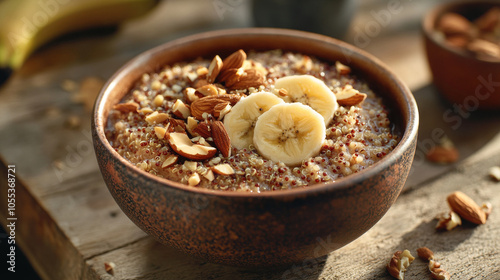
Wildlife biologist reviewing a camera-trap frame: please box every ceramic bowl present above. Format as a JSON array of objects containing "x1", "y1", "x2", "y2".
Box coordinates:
[
  {"x1": 92, "y1": 28, "x2": 418, "y2": 266},
  {"x1": 423, "y1": 0, "x2": 500, "y2": 110}
]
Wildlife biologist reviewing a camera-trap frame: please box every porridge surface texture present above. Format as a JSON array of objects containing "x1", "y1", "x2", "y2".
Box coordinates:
[{"x1": 106, "y1": 50, "x2": 399, "y2": 192}]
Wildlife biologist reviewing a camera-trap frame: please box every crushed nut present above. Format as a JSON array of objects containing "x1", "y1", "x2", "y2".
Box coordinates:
[
  {"x1": 188, "y1": 172, "x2": 201, "y2": 186},
  {"x1": 435, "y1": 211, "x2": 462, "y2": 231},
  {"x1": 429, "y1": 260, "x2": 450, "y2": 280},
  {"x1": 113, "y1": 101, "x2": 139, "y2": 113},
  {"x1": 153, "y1": 95, "x2": 164, "y2": 107},
  {"x1": 386, "y1": 249, "x2": 415, "y2": 280},
  {"x1": 145, "y1": 112, "x2": 170, "y2": 124},
  {"x1": 104, "y1": 262, "x2": 116, "y2": 275},
  {"x1": 154, "y1": 126, "x2": 167, "y2": 139},
  {"x1": 162, "y1": 155, "x2": 178, "y2": 168},
  {"x1": 335, "y1": 61, "x2": 351, "y2": 75},
  {"x1": 172, "y1": 99, "x2": 191, "y2": 119},
  {"x1": 488, "y1": 166, "x2": 500, "y2": 181},
  {"x1": 481, "y1": 202, "x2": 492, "y2": 219}
]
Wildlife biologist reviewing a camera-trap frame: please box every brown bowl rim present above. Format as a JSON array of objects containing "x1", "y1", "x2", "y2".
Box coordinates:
[
  {"x1": 93, "y1": 27, "x2": 418, "y2": 198},
  {"x1": 422, "y1": 0, "x2": 500, "y2": 65}
]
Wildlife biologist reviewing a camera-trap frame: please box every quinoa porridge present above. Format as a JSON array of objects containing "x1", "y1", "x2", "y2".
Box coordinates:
[{"x1": 105, "y1": 49, "x2": 399, "y2": 192}]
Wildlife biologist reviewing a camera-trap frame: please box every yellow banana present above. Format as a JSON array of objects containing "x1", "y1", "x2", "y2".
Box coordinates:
[{"x1": 0, "y1": 0, "x2": 159, "y2": 83}]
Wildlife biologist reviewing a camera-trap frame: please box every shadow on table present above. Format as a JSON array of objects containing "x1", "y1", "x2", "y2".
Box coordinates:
[
  {"x1": 142, "y1": 238, "x2": 327, "y2": 280},
  {"x1": 404, "y1": 83, "x2": 500, "y2": 192}
]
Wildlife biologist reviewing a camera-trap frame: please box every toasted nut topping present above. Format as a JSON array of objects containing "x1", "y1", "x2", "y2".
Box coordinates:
[
  {"x1": 196, "y1": 84, "x2": 220, "y2": 96},
  {"x1": 162, "y1": 155, "x2": 178, "y2": 168},
  {"x1": 183, "y1": 161, "x2": 198, "y2": 171},
  {"x1": 207, "y1": 55, "x2": 223, "y2": 83},
  {"x1": 212, "y1": 163, "x2": 235, "y2": 175},
  {"x1": 190, "y1": 95, "x2": 241, "y2": 120},
  {"x1": 226, "y1": 69, "x2": 265, "y2": 90},
  {"x1": 167, "y1": 118, "x2": 187, "y2": 133},
  {"x1": 153, "y1": 95, "x2": 164, "y2": 107},
  {"x1": 196, "y1": 66, "x2": 209, "y2": 77},
  {"x1": 211, "y1": 120, "x2": 231, "y2": 157},
  {"x1": 202, "y1": 169, "x2": 215, "y2": 181},
  {"x1": 188, "y1": 172, "x2": 201, "y2": 186},
  {"x1": 138, "y1": 108, "x2": 154, "y2": 115},
  {"x1": 186, "y1": 116, "x2": 198, "y2": 136},
  {"x1": 336, "y1": 85, "x2": 367, "y2": 106},
  {"x1": 168, "y1": 132, "x2": 217, "y2": 161},
  {"x1": 218, "y1": 67, "x2": 243, "y2": 83},
  {"x1": 193, "y1": 122, "x2": 211, "y2": 138},
  {"x1": 214, "y1": 103, "x2": 232, "y2": 120},
  {"x1": 183, "y1": 87, "x2": 199, "y2": 103},
  {"x1": 145, "y1": 112, "x2": 170, "y2": 124},
  {"x1": 220, "y1": 49, "x2": 246, "y2": 73},
  {"x1": 447, "y1": 191, "x2": 487, "y2": 225},
  {"x1": 154, "y1": 126, "x2": 167, "y2": 139},
  {"x1": 113, "y1": 102, "x2": 139, "y2": 113},
  {"x1": 335, "y1": 61, "x2": 351, "y2": 75},
  {"x1": 191, "y1": 96, "x2": 227, "y2": 120},
  {"x1": 172, "y1": 99, "x2": 191, "y2": 119}
]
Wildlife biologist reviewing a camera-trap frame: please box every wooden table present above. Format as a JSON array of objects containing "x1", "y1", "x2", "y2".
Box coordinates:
[{"x1": 1, "y1": 0, "x2": 499, "y2": 279}]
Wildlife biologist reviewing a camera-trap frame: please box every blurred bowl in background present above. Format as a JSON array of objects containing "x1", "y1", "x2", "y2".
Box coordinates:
[
  {"x1": 252, "y1": 0, "x2": 356, "y2": 39},
  {"x1": 422, "y1": 0, "x2": 500, "y2": 110}
]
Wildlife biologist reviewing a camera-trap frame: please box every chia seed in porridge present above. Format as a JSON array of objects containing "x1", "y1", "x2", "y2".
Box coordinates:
[{"x1": 105, "y1": 49, "x2": 399, "y2": 192}]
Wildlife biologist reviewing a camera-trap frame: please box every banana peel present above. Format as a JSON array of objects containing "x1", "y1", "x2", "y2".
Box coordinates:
[{"x1": 0, "y1": 0, "x2": 160, "y2": 84}]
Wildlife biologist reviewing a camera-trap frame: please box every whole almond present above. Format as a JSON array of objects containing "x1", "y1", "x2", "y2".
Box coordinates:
[
  {"x1": 220, "y1": 49, "x2": 246, "y2": 73},
  {"x1": 438, "y1": 13, "x2": 473, "y2": 38},
  {"x1": 426, "y1": 146, "x2": 459, "y2": 164},
  {"x1": 218, "y1": 67, "x2": 244, "y2": 83},
  {"x1": 213, "y1": 93, "x2": 242, "y2": 105},
  {"x1": 211, "y1": 120, "x2": 231, "y2": 157},
  {"x1": 193, "y1": 122, "x2": 212, "y2": 138},
  {"x1": 113, "y1": 102, "x2": 139, "y2": 113},
  {"x1": 190, "y1": 96, "x2": 230, "y2": 120},
  {"x1": 447, "y1": 191, "x2": 486, "y2": 224},
  {"x1": 227, "y1": 69, "x2": 265, "y2": 90}
]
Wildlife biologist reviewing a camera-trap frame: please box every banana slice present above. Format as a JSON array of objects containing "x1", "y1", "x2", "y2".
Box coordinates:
[
  {"x1": 274, "y1": 75, "x2": 338, "y2": 125},
  {"x1": 224, "y1": 91, "x2": 285, "y2": 149},
  {"x1": 253, "y1": 103, "x2": 326, "y2": 166}
]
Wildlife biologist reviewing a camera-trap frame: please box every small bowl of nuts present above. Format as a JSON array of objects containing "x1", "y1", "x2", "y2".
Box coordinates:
[
  {"x1": 423, "y1": 0, "x2": 500, "y2": 110},
  {"x1": 92, "y1": 28, "x2": 418, "y2": 266}
]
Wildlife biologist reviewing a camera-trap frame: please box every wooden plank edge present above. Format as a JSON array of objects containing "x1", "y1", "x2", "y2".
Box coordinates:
[{"x1": 0, "y1": 156, "x2": 88, "y2": 280}]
